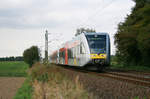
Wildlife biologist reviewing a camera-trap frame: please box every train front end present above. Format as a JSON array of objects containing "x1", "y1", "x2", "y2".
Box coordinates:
[{"x1": 85, "y1": 33, "x2": 110, "y2": 70}]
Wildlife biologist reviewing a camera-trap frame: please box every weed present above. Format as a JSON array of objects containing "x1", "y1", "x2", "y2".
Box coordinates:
[
  {"x1": 37, "y1": 72, "x2": 49, "y2": 83},
  {"x1": 31, "y1": 63, "x2": 93, "y2": 99}
]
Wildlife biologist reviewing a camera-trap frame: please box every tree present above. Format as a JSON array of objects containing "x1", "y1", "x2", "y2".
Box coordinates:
[
  {"x1": 23, "y1": 46, "x2": 40, "y2": 67},
  {"x1": 75, "y1": 28, "x2": 96, "y2": 36},
  {"x1": 115, "y1": 0, "x2": 150, "y2": 66}
]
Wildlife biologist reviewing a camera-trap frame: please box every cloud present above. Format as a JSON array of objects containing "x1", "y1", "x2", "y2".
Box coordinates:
[
  {"x1": 0, "y1": 0, "x2": 134, "y2": 29},
  {"x1": 0, "y1": 0, "x2": 135, "y2": 56}
]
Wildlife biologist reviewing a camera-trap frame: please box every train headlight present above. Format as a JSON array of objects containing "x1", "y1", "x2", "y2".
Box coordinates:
[
  {"x1": 99, "y1": 54, "x2": 106, "y2": 59},
  {"x1": 91, "y1": 54, "x2": 97, "y2": 58}
]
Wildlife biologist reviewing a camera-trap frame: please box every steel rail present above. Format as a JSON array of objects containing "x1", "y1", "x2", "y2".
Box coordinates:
[
  {"x1": 105, "y1": 72, "x2": 150, "y2": 82},
  {"x1": 61, "y1": 66, "x2": 150, "y2": 87},
  {"x1": 96, "y1": 73, "x2": 150, "y2": 87}
]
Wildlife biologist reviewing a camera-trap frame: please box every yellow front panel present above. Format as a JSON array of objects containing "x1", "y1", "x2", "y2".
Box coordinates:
[{"x1": 90, "y1": 54, "x2": 106, "y2": 59}]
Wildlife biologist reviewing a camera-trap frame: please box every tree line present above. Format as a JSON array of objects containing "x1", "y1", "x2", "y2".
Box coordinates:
[
  {"x1": 0, "y1": 56, "x2": 23, "y2": 61},
  {"x1": 115, "y1": 0, "x2": 150, "y2": 66}
]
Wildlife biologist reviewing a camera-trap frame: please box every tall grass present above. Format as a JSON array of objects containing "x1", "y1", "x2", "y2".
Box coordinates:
[
  {"x1": 30, "y1": 63, "x2": 93, "y2": 99},
  {"x1": 0, "y1": 61, "x2": 28, "y2": 77}
]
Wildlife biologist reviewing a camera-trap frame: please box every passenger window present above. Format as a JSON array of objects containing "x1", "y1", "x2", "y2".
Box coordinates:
[
  {"x1": 70, "y1": 47, "x2": 74, "y2": 58},
  {"x1": 80, "y1": 43, "x2": 85, "y2": 54},
  {"x1": 68, "y1": 49, "x2": 71, "y2": 58},
  {"x1": 77, "y1": 45, "x2": 80, "y2": 54}
]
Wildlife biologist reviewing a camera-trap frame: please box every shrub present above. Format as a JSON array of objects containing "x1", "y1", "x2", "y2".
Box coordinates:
[{"x1": 23, "y1": 46, "x2": 40, "y2": 67}]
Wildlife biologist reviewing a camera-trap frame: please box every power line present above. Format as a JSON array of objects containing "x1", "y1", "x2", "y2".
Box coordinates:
[{"x1": 77, "y1": 0, "x2": 117, "y2": 28}]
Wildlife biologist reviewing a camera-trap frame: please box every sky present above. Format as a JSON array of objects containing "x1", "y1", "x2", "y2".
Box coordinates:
[{"x1": 0, "y1": 0, "x2": 135, "y2": 57}]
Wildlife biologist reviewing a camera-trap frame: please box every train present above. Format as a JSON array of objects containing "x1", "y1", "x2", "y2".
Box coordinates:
[{"x1": 49, "y1": 32, "x2": 110, "y2": 71}]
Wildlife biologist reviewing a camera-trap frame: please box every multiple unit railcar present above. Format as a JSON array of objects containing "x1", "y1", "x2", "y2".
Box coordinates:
[{"x1": 49, "y1": 32, "x2": 110, "y2": 71}]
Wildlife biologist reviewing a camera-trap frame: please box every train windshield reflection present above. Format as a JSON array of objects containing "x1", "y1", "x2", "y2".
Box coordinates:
[{"x1": 86, "y1": 35, "x2": 106, "y2": 53}]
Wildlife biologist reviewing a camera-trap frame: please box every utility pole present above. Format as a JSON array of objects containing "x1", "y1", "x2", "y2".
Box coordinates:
[
  {"x1": 38, "y1": 46, "x2": 43, "y2": 63},
  {"x1": 45, "y1": 30, "x2": 48, "y2": 62}
]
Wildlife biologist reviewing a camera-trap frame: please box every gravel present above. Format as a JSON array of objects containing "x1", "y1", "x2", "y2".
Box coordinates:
[{"x1": 60, "y1": 67, "x2": 150, "y2": 99}]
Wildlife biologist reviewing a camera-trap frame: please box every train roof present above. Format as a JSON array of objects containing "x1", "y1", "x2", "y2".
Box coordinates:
[{"x1": 83, "y1": 32, "x2": 109, "y2": 35}]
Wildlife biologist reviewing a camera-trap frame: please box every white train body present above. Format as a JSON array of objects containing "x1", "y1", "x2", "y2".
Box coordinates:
[{"x1": 50, "y1": 32, "x2": 110, "y2": 70}]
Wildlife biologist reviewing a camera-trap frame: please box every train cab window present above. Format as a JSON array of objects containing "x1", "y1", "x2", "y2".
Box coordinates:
[
  {"x1": 85, "y1": 35, "x2": 106, "y2": 54},
  {"x1": 86, "y1": 35, "x2": 106, "y2": 50}
]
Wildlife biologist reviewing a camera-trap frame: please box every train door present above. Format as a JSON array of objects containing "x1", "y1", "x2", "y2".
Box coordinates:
[
  {"x1": 76, "y1": 45, "x2": 80, "y2": 66},
  {"x1": 65, "y1": 48, "x2": 68, "y2": 65},
  {"x1": 72, "y1": 47, "x2": 75, "y2": 66},
  {"x1": 68, "y1": 47, "x2": 74, "y2": 66},
  {"x1": 73, "y1": 46, "x2": 78, "y2": 66}
]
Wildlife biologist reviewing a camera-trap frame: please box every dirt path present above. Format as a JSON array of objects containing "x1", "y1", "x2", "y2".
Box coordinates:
[{"x1": 0, "y1": 77, "x2": 25, "y2": 99}]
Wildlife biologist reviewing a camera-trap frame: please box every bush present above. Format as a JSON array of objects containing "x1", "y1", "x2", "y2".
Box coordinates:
[{"x1": 23, "y1": 46, "x2": 40, "y2": 67}]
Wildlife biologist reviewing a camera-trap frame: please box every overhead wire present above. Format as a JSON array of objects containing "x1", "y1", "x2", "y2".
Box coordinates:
[
  {"x1": 40, "y1": 0, "x2": 118, "y2": 57},
  {"x1": 77, "y1": 0, "x2": 117, "y2": 28}
]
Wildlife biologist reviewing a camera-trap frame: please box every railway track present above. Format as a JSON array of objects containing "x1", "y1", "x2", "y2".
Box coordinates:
[
  {"x1": 61, "y1": 66, "x2": 150, "y2": 87},
  {"x1": 96, "y1": 72, "x2": 150, "y2": 87},
  {"x1": 106, "y1": 72, "x2": 150, "y2": 82},
  {"x1": 105, "y1": 68, "x2": 150, "y2": 75}
]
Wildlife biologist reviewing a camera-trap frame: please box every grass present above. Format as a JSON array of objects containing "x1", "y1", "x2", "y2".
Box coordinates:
[
  {"x1": 14, "y1": 77, "x2": 33, "y2": 99},
  {"x1": 133, "y1": 96, "x2": 147, "y2": 99},
  {"x1": 111, "y1": 62, "x2": 150, "y2": 72},
  {"x1": 0, "y1": 61, "x2": 32, "y2": 99},
  {"x1": 110, "y1": 56, "x2": 150, "y2": 72},
  {"x1": 0, "y1": 61, "x2": 29, "y2": 77},
  {"x1": 30, "y1": 63, "x2": 93, "y2": 99}
]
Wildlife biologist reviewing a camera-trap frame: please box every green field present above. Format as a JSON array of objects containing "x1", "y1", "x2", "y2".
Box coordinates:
[{"x1": 0, "y1": 61, "x2": 29, "y2": 77}]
